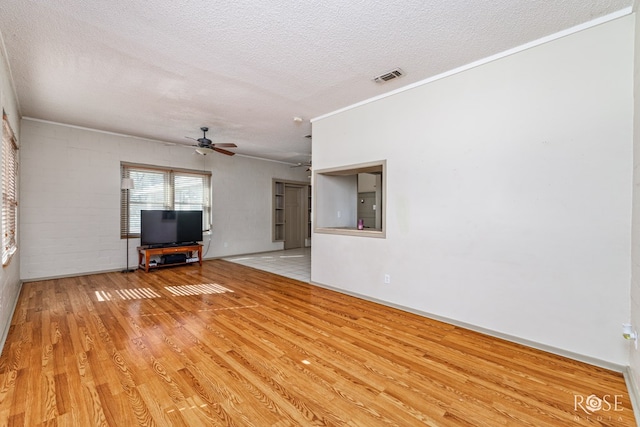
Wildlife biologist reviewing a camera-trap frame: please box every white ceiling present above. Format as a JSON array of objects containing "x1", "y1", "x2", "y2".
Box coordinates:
[{"x1": 0, "y1": 0, "x2": 633, "y2": 164}]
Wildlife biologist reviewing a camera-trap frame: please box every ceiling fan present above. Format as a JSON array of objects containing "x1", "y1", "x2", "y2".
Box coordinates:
[
  {"x1": 291, "y1": 160, "x2": 312, "y2": 171},
  {"x1": 186, "y1": 127, "x2": 237, "y2": 156}
]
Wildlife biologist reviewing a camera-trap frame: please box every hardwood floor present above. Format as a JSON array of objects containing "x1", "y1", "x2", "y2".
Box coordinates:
[{"x1": 0, "y1": 259, "x2": 636, "y2": 426}]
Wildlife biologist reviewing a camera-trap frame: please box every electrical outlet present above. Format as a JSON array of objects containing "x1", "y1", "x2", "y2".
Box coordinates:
[
  {"x1": 384, "y1": 274, "x2": 391, "y2": 284},
  {"x1": 622, "y1": 323, "x2": 638, "y2": 349},
  {"x1": 337, "y1": 210, "x2": 341, "y2": 218}
]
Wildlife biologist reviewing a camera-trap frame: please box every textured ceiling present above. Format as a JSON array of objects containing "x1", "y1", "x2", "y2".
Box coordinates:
[{"x1": 0, "y1": 0, "x2": 633, "y2": 164}]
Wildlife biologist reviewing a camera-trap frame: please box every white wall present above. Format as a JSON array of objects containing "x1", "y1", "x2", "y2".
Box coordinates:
[
  {"x1": 0, "y1": 31, "x2": 21, "y2": 349},
  {"x1": 315, "y1": 174, "x2": 357, "y2": 228},
  {"x1": 19, "y1": 119, "x2": 309, "y2": 280},
  {"x1": 312, "y1": 16, "x2": 634, "y2": 366}
]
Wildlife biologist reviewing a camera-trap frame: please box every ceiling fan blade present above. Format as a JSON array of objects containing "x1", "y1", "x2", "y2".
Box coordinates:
[
  {"x1": 291, "y1": 161, "x2": 311, "y2": 168},
  {"x1": 212, "y1": 143, "x2": 237, "y2": 148},
  {"x1": 213, "y1": 147, "x2": 235, "y2": 156}
]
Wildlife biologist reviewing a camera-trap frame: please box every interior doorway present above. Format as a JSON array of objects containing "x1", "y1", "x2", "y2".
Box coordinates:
[
  {"x1": 284, "y1": 185, "x2": 305, "y2": 249},
  {"x1": 357, "y1": 192, "x2": 376, "y2": 228}
]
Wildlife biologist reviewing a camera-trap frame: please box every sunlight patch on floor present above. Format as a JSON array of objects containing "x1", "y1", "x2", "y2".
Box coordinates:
[
  {"x1": 95, "y1": 288, "x2": 161, "y2": 301},
  {"x1": 165, "y1": 283, "x2": 234, "y2": 296}
]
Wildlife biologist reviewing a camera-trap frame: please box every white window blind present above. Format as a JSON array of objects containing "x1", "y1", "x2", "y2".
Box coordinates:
[
  {"x1": 121, "y1": 163, "x2": 211, "y2": 238},
  {"x1": 2, "y1": 112, "x2": 18, "y2": 266}
]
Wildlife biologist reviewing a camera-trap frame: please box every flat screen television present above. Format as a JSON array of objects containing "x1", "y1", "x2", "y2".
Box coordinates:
[{"x1": 140, "y1": 210, "x2": 203, "y2": 247}]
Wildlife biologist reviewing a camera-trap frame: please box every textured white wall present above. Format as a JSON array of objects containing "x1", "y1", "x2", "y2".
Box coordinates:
[
  {"x1": 19, "y1": 119, "x2": 309, "y2": 280},
  {"x1": 630, "y1": 9, "x2": 640, "y2": 401},
  {"x1": 315, "y1": 174, "x2": 357, "y2": 228},
  {"x1": 0, "y1": 32, "x2": 21, "y2": 349},
  {"x1": 312, "y1": 16, "x2": 633, "y2": 366}
]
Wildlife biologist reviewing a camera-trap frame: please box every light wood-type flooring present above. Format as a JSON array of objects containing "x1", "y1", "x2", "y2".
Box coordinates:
[{"x1": 0, "y1": 259, "x2": 636, "y2": 426}]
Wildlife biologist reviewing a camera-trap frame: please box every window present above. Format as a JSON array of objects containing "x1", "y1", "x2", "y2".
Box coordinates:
[
  {"x1": 2, "y1": 112, "x2": 18, "y2": 265},
  {"x1": 314, "y1": 160, "x2": 385, "y2": 238},
  {"x1": 121, "y1": 163, "x2": 211, "y2": 238}
]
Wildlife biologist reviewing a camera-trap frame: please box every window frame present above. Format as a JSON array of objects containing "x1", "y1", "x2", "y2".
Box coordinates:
[{"x1": 121, "y1": 162, "x2": 212, "y2": 239}]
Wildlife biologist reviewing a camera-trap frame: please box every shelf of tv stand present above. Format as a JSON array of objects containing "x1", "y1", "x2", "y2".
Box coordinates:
[{"x1": 137, "y1": 244, "x2": 203, "y2": 272}]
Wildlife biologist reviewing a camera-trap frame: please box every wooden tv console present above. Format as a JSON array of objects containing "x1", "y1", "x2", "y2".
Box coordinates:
[{"x1": 137, "y1": 244, "x2": 203, "y2": 272}]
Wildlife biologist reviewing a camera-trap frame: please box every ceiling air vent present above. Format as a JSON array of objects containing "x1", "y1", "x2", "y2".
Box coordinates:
[{"x1": 373, "y1": 68, "x2": 404, "y2": 83}]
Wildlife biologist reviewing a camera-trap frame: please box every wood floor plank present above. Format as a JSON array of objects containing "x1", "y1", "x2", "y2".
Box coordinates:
[{"x1": 0, "y1": 259, "x2": 636, "y2": 426}]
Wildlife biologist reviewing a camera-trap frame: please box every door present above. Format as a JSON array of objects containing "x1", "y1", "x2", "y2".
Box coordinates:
[
  {"x1": 284, "y1": 186, "x2": 303, "y2": 249},
  {"x1": 357, "y1": 192, "x2": 376, "y2": 228}
]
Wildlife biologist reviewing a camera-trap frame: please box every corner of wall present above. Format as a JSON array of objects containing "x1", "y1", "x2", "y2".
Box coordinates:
[
  {"x1": 0, "y1": 19, "x2": 22, "y2": 358},
  {"x1": 624, "y1": 367, "x2": 640, "y2": 423},
  {"x1": 0, "y1": 280, "x2": 22, "y2": 352}
]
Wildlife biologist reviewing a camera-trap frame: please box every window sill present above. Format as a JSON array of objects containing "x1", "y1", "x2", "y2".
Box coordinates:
[{"x1": 314, "y1": 227, "x2": 386, "y2": 238}]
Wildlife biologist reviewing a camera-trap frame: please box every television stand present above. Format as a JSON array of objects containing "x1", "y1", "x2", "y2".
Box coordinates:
[{"x1": 137, "y1": 244, "x2": 203, "y2": 272}]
